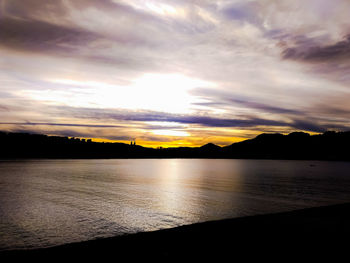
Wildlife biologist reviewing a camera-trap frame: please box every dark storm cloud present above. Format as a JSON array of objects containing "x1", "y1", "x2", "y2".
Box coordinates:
[
  {"x1": 0, "y1": 122, "x2": 122, "y2": 128},
  {"x1": 0, "y1": 16, "x2": 161, "y2": 71},
  {"x1": 1, "y1": 0, "x2": 68, "y2": 19},
  {"x1": 277, "y1": 33, "x2": 350, "y2": 86},
  {"x1": 1, "y1": 0, "x2": 121, "y2": 19},
  {"x1": 0, "y1": 18, "x2": 100, "y2": 53},
  {"x1": 169, "y1": 115, "x2": 288, "y2": 128},
  {"x1": 282, "y1": 35, "x2": 350, "y2": 62},
  {"x1": 118, "y1": 113, "x2": 289, "y2": 128},
  {"x1": 52, "y1": 106, "x2": 290, "y2": 129},
  {"x1": 0, "y1": 0, "x2": 187, "y2": 75},
  {"x1": 0, "y1": 0, "x2": 165, "y2": 53},
  {"x1": 48, "y1": 105, "x2": 337, "y2": 133}
]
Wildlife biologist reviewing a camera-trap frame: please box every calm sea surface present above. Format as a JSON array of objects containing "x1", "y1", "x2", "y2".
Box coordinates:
[{"x1": 1, "y1": 159, "x2": 350, "y2": 250}]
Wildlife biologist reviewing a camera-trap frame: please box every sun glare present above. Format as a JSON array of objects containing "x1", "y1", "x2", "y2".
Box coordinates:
[
  {"x1": 118, "y1": 0, "x2": 183, "y2": 16},
  {"x1": 145, "y1": 2, "x2": 177, "y2": 15},
  {"x1": 152, "y1": 130, "x2": 189, "y2": 137},
  {"x1": 36, "y1": 73, "x2": 211, "y2": 114}
]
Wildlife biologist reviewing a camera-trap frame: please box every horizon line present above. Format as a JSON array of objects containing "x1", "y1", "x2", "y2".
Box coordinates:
[{"x1": 1, "y1": 129, "x2": 343, "y2": 149}]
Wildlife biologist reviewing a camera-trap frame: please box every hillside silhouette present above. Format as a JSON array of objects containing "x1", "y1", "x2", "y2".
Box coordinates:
[{"x1": 0, "y1": 131, "x2": 349, "y2": 160}]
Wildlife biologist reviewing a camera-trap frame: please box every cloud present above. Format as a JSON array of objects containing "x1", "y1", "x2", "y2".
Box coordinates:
[
  {"x1": 0, "y1": 18, "x2": 100, "y2": 54},
  {"x1": 1, "y1": 107, "x2": 333, "y2": 136},
  {"x1": 230, "y1": 99, "x2": 301, "y2": 115},
  {"x1": 1, "y1": 0, "x2": 69, "y2": 20},
  {"x1": 0, "y1": 105, "x2": 10, "y2": 111},
  {"x1": 10, "y1": 128, "x2": 90, "y2": 138},
  {"x1": 282, "y1": 35, "x2": 350, "y2": 62},
  {"x1": 51, "y1": 106, "x2": 335, "y2": 132},
  {"x1": 291, "y1": 120, "x2": 325, "y2": 133},
  {"x1": 191, "y1": 88, "x2": 303, "y2": 116},
  {"x1": 220, "y1": 1, "x2": 262, "y2": 27},
  {"x1": 277, "y1": 33, "x2": 350, "y2": 87},
  {"x1": 1, "y1": 0, "x2": 350, "y2": 145},
  {"x1": 0, "y1": 122, "x2": 123, "y2": 128}
]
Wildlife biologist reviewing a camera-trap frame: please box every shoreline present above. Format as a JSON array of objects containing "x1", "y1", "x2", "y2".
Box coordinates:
[{"x1": 2, "y1": 202, "x2": 350, "y2": 260}]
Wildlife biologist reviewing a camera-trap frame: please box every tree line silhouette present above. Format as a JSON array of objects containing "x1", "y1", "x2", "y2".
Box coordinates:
[{"x1": 0, "y1": 131, "x2": 349, "y2": 160}]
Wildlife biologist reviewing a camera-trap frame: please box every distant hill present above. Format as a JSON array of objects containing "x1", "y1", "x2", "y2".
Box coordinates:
[
  {"x1": 223, "y1": 131, "x2": 350, "y2": 160},
  {"x1": 1, "y1": 131, "x2": 350, "y2": 160}
]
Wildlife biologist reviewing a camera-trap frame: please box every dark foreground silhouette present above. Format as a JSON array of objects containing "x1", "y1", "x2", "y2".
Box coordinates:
[
  {"x1": 1, "y1": 202, "x2": 350, "y2": 261},
  {"x1": 1, "y1": 130, "x2": 350, "y2": 160}
]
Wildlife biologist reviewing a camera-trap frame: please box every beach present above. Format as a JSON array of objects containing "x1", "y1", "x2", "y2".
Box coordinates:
[{"x1": 2, "y1": 202, "x2": 349, "y2": 261}]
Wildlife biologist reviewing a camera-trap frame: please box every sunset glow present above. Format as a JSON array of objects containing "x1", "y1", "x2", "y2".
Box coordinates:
[{"x1": 1, "y1": 0, "x2": 350, "y2": 147}]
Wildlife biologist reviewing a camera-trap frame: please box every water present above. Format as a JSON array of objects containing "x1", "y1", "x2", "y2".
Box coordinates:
[{"x1": 1, "y1": 159, "x2": 350, "y2": 250}]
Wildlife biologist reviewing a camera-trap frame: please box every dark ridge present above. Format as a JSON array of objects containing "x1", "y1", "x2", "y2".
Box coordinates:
[
  {"x1": 222, "y1": 130, "x2": 350, "y2": 160},
  {"x1": 0, "y1": 130, "x2": 350, "y2": 160},
  {"x1": 200, "y1": 142, "x2": 220, "y2": 149}
]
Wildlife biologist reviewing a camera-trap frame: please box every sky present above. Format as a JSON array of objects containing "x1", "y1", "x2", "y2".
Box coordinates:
[{"x1": 1, "y1": 0, "x2": 350, "y2": 147}]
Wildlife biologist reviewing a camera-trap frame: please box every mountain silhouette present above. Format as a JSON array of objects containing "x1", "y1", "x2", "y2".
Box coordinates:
[
  {"x1": 223, "y1": 131, "x2": 350, "y2": 160},
  {"x1": 0, "y1": 130, "x2": 349, "y2": 160},
  {"x1": 200, "y1": 143, "x2": 221, "y2": 150}
]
